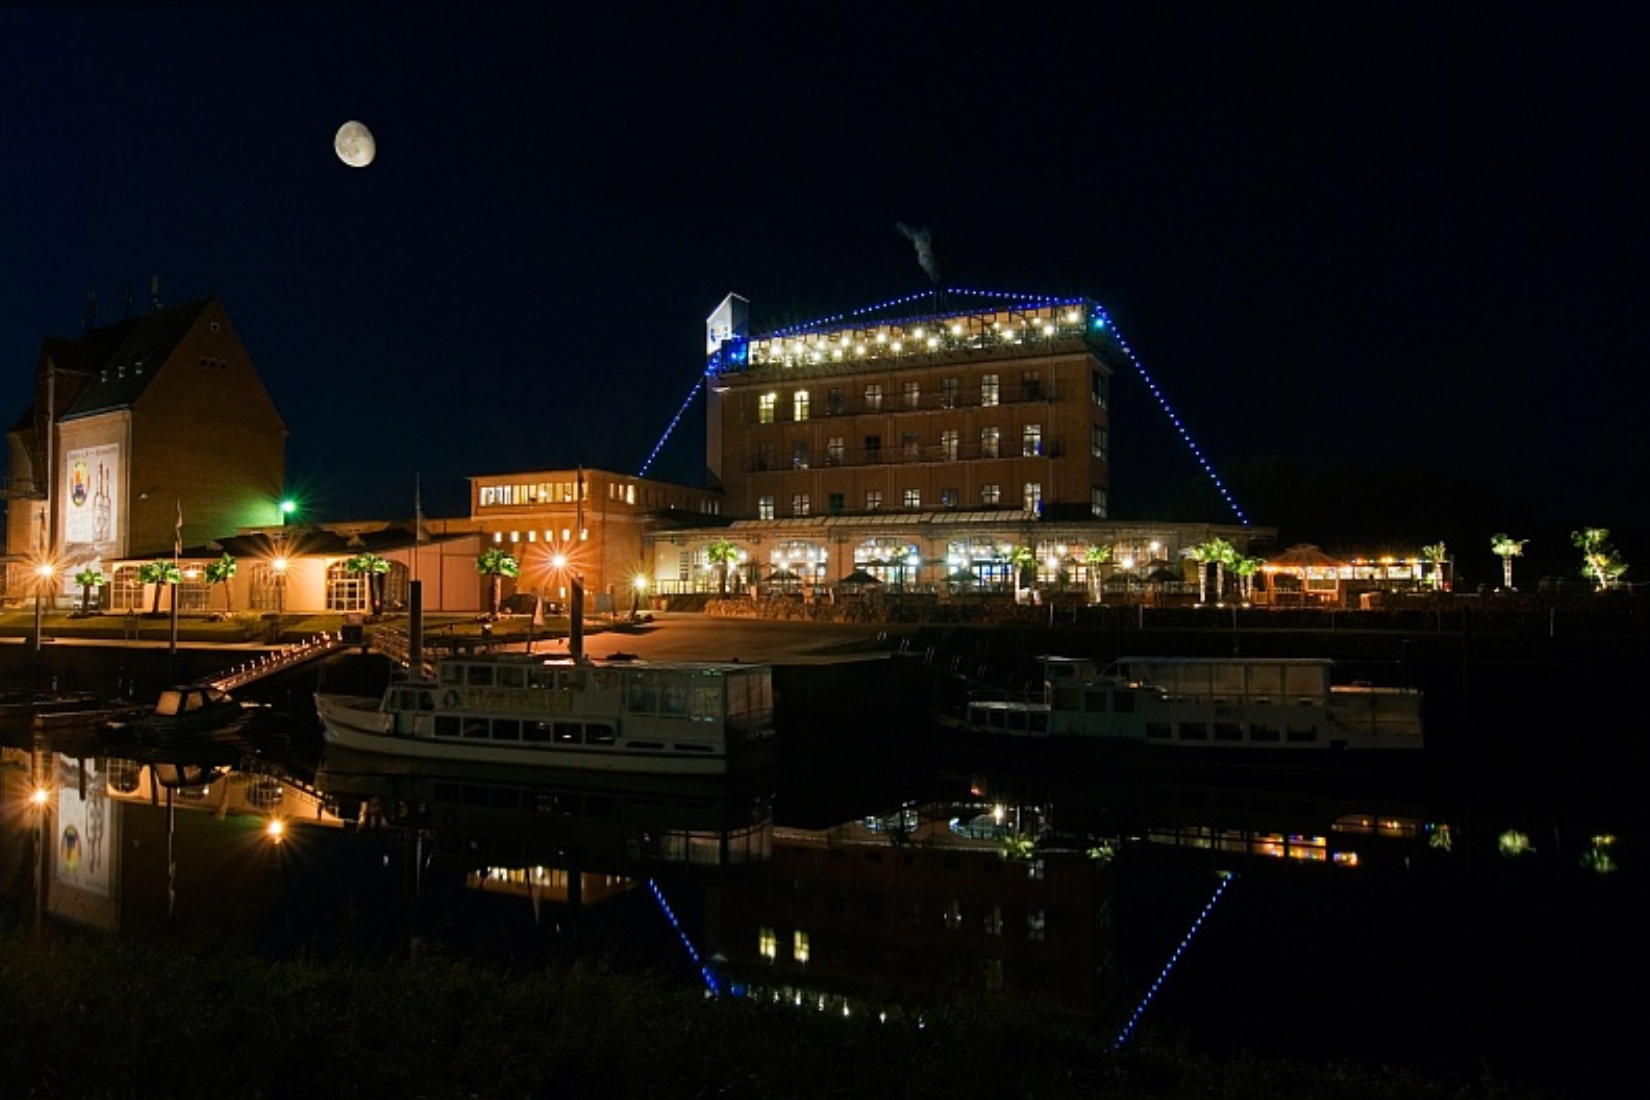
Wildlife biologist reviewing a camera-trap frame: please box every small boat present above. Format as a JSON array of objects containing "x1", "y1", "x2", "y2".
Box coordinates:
[
  {"x1": 314, "y1": 654, "x2": 777, "y2": 775},
  {"x1": 113, "y1": 685, "x2": 264, "y2": 740},
  {"x1": 955, "y1": 656, "x2": 1423, "y2": 751}
]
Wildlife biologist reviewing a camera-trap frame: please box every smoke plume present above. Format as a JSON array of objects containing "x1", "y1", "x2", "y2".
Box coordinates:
[{"x1": 896, "y1": 222, "x2": 941, "y2": 284}]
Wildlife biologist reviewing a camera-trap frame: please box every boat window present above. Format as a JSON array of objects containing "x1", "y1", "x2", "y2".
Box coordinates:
[
  {"x1": 440, "y1": 664, "x2": 464, "y2": 686},
  {"x1": 497, "y1": 666, "x2": 526, "y2": 689},
  {"x1": 394, "y1": 690, "x2": 418, "y2": 710},
  {"x1": 436, "y1": 716, "x2": 461, "y2": 738},
  {"x1": 183, "y1": 692, "x2": 204, "y2": 712},
  {"x1": 155, "y1": 691, "x2": 183, "y2": 716},
  {"x1": 564, "y1": 670, "x2": 587, "y2": 691},
  {"x1": 524, "y1": 721, "x2": 551, "y2": 743},
  {"x1": 1085, "y1": 690, "x2": 1108, "y2": 713},
  {"x1": 1287, "y1": 727, "x2": 1318, "y2": 743},
  {"x1": 674, "y1": 743, "x2": 714, "y2": 754},
  {"x1": 691, "y1": 685, "x2": 722, "y2": 722},
  {"x1": 1178, "y1": 723, "x2": 1209, "y2": 741},
  {"x1": 1250, "y1": 726, "x2": 1281, "y2": 742},
  {"x1": 466, "y1": 664, "x2": 493, "y2": 687},
  {"x1": 528, "y1": 668, "x2": 558, "y2": 689},
  {"x1": 1214, "y1": 723, "x2": 1243, "y2": 742},
  {"x1": 626, "y1": 674, "x2": 658, "y2": 714},
  {"x1": 660, "y1": 678, "x2": 690, "y2": 718},
  {"x1": 628, "y1": 740, "x2": 664, "y2": 751},
  {"x1": 462, "y1": 718, "x2": 489, "y2": 739},
  {"x1": 493, "y1": 719, "x2": 521, "y2": 741},
  {"x1": 554, "y1": 722, "x2": 582, "y2": 744},
  {"x1": 1145, "y1": 721, "x2": 1171, "y2": 739},
  {"x1": 587, "y1": 725, "x2": 616, "y2": 745},
  {"x1": 418, "y1": 693, "x2": 436, "y2": 712}
]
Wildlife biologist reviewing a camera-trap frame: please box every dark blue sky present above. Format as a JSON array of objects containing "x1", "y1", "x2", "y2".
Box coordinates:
[{"x1": 4, "y1": 2, "x2": 1645, "y2": 534}]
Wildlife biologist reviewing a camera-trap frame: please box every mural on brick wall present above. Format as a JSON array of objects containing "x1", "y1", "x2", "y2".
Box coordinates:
[{"x1": 63, "y1": 442, "x2": 121, "y2": 550}]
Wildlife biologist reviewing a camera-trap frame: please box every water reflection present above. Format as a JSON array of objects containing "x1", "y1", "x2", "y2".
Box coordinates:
[{"x1": 1, "y1": 714, "x2": 1640, "y2": 1094}]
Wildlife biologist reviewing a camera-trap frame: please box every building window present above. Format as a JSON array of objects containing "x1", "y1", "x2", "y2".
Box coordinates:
[
  {"x1": 1092, "y1": 369, "x2": 1109, "y2": 409},
  {"x1": 792, "y1": 494, "x2": 810, "y2": 516},
  {"x1": 827, "y1": 388, "x2": 844, "y2": 415},
  {"x1": 794, "y1": 389, "x2": 810, "y2": 422},
  {"x1": 326, "y1": 561, "x2": 370, "y2": 612},
  {"x1": 903, "y1": 488, "x2": 921, "y2": 509},
  {"x1": 758, "y1": 392, "x2": 776, "y2": 424},
  {"x1": 940, "y1": 487, "x2": 959, "y2": 508},
  {"x1": 902, "y1": 432, "x2": 920, "y2": 459},
  {"x1": 1091, "y1": 425, "x2": 1108, "y2": 460},
  {"x1": 759, "y1": 927, "x2": 777, "y2": 961},
  {"x1": 1024, "y1": 482, "x2": 1043, "y2": 512},
  {"x1": 944, "y1": 900, "x2": 962, "y2": 931},
  {"x1": 793, "y1": 441, "x2": 810, "y2": 469},
  {"x1": 110, "y1": 564, "x2": 146, "y2": 612},
  {"x1": 866, "y1": 490, "x2": 883, "y2": 511},
  {"x1": 902, "y1": 380, "x2": 920, "y2": 409},
  {"x1": 1092, "y1": 487, "x2": 1108, "y2": 518},
  {"x1": 248, "y1": 563, "x2": 283, "y2": 612},
  {"x1": 827, "y1": 436, "x2": 845, "y2": 465},
  {"x1": 981, "y1": 373, "x2": 999, "y2": 407},
  {"x1": 1022, "y1": 423, "x2": 1042, "y2": 457},
  {"x1": 982, "y1": 483, "x2": 1001, "y2": 505},
  {"x1": 865, "y1": 435, "x2": 881, "y2": 461},
  {"x1": 981, "y1": 426, "x2": 999, "y2": 459},
  {"x1": 940, "y1": 430, "x2": 959, "y2": 460},
  {"x1": 793, "y1": 930, "x2": 810, "y2": 964},
  {"x1": 941, "y1": 377, "x2": 959, "y2": 408},
  {"x1": 1021, "y1": 369, "x2": 1041, "y2": 400},
  {"x1": 864, "y1": 383, "x2": 883, "y2": 411},
  {"x1": 759, "y1": 495, "x2": 775, "y2": 520},
  {"x1": 1027, "y1": 908, "x2": 1047, "y2": 941},
  {"x1": 828, "y1": 492, "x2": 844, "y2": 515},
  {"x1": 984, "y1": 904, "x2": 1003, "y2": 936},
  {"x1": 756, "y1": 442, "x2": 774, "y2": 471}
]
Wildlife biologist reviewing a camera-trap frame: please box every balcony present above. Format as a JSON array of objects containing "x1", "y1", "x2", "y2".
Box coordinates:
[
  {"x1": 744, "y1": 384, "x2": 1058, "y2": 426},
  {"x1": 744, "y1": 438, "x2": 1068, "y2": 473}
]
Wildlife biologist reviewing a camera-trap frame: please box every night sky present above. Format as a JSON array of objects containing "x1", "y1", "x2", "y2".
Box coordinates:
[{"x1": 4, "y1": 3, "x2": 1645, "y2": 573}]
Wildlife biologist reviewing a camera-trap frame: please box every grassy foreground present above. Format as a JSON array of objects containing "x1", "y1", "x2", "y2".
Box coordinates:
[{"x1": 0, "y1": 931, "x2": 1558, "y2": 1100}]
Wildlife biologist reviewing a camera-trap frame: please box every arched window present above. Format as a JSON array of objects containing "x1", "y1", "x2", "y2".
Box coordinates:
[
  {"x1": 326, "y1": 561, "x2": 370, "y2": 612},
  {"x1": 110, "y1": 564, "x2": 146, "y2": 612},
  {"x1": 249, "y1": 563, "x2": 282, "y2": 611}
]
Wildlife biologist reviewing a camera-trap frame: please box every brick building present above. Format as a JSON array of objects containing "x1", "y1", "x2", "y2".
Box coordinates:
[{"x1": 4, "y1": 298, "x2": 287, "y2": 603}]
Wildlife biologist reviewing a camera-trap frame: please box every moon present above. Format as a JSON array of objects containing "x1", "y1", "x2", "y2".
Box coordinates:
[{"x1": 334, "y1": 120, "x2": 376, "y2": 168}]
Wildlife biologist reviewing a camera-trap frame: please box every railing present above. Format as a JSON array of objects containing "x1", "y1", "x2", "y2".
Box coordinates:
[
  {"x1": 208, "y1": 632, "x2": 342, "y2": 692},
  {"x1": 747, "y1": 437, "x2": 1068, "y2": 474},
  {"x1": 372, "y1": 627, "x2": 436, "y2": 678}
]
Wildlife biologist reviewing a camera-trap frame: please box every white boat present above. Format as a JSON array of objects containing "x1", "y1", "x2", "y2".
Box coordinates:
[
  {"x1": 315, "y1": 655, "x2": 777, "y2": 775},
  {"x1": 959, "y1": 656, "x2": 1423, "y2": 751}
]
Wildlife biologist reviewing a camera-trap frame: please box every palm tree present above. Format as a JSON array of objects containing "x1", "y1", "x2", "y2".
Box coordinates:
[
  {"x1": 705, "y1": 539, "x2": 739, "y2": 596},
  {"x1": 1009, "y1": 544, "x2": 1037, "y2": 594},
  {"x1": 1231, "y1": 554, "x2": 1264, "y2": 604},
  {"x1": 138, "y1": 558, "x2": 182, "y2": 615},
  {"x1": 73, "y1": 567, "x2": 107, "y2": 616},
  {"x1": 205, "y1": 553, "x2": 237, "y2": 612},
  {"x1": 1420, "y1": 542, "x2": 1448, "y2": 592},
  {"x1": 345, "y1": 552, "x2": 390, "y2": 616},
  {"x1": 1183, "y1": 538, "x2": 1233, "y2": 604},
  {"x1": 1083, "y1": 543, "x2": 1112, "y2": 605},
  {"x1": 1489, "y1": 533, "x2": 1527, "y2": 591},
  {"x1": 1573, "y1": 528, "x2": 1627, "y2": 591},
  {"x1": 476, "y1": 548, "x2": 519, "y2": 617}
]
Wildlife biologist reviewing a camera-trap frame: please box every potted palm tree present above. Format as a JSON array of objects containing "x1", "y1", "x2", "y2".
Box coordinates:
[
  {"x1": 345, "y1": 552, "x2": 391, "y2": 617},
  {"x1": 705, "y1": 539, "x2": 738, "y2": 596},
  {"x1": 1489, "y1": 533, "x2": 1527, "y2": 591},
  {"x1": 1083, "y1": 544, "x2": 1111, "y2": 605},
  {"x1": 476, "y1": 548, "x2": 519, "y2": 617},
  {"x1": 73, "y1": 567, "x2": 107, "y2": 616},
  {"x1": 205, "y1": 553, "x2": 238, "y2": 613},
  {"x1": 137, "y1": 558, "x2": 182, "y2": 616}
]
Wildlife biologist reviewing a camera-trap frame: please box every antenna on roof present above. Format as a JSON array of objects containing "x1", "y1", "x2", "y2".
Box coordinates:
[
  {"x1": 83, "y1": 289, "x2": 97, "y2": 334},
  {"x1": 150, "y1": 275, "x2": 163, "y2": 311}
]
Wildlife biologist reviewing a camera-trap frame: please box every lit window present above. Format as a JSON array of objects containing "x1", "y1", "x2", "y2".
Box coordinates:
[
  {"x1": 940, "y1": 488, "x2": 958, "y2": 508},
  {"x1": 902, "y1": 380, "x2": 920, "y2": 409},
  {"x1": 981, "y1": 426, "x2": 999, "y2": 459},
  {"x1": 1091, "y1": 369, "x2": 1109, "y2": 409},
  {"x1": 794, "y1": 390, "x2": 810, "y2": 421},
  {"x1": 759, "y1": 926, "x2": 777, "y2": 961},
  {"x1": 902, "y1": 433, "x2": 919, "y2": 459},
  {"x1": 864, "y1": 383, "x2": 883, "y2": 411},
  {"x1": 940, "y1": 430, "x2": 958, "y2": 460},
  {"x1": 903, "y1": 488, "x2": 921, "y2": 509},
  {"x1": 1091, "y1": 425, "x2": 1108, "y2": 459},
  {"x1": 982, "y1": 483, "x2": 1000, "y2": 505},
  {"x1": 944, "y1": 900, "x2": 962, "y2": 931},
  {"x1": 1027, "y1": 908, "x2": 1046, "y2": 941},
  {"x1": 758, "y1": 393, "x2": 776, "y2": 424},
  {"x1": 792, "y1": 494, "x2": 810, "y2": 516},
  {"x1": 1024, "y1": 483, "x2": 1042, "y2": 513},
  {"x1": 827, "y1": 437, "x2": 845, "y2": 465},
  {"x1": 1022, "y1": 424, "x2": 1042, "y2": 457},
  {"x1": 940, "y1": 377, "x2": 959, "y2": 409},
  {"x1": 865, "y1": 490, "x2": 882, "y2": 511},
  {"x1": 793, "y1": 930, "x2": 810, "y2": 963},
  {"x1": 981, "y1": 374, "x2": 999, "y2": 407},
  {"x1": 1091, "y1": 487, "x2": 1108, "y2": 518},
  {"x1": 759, "y1": 495, "x2": 775, "y2": 520}
]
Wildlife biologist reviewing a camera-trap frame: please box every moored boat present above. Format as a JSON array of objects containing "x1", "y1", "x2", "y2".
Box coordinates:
[
  {"x1": 956, "y1": 655, "x2": 1423, "y2": 751},
  {"x1": 315, "y1": 654, "x2": 776, "y2": 775}
]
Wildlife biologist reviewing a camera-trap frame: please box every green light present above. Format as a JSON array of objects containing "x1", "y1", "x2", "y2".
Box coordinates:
[{"x1": 280, "y1": 499, "x2": 296, "y2": 515}]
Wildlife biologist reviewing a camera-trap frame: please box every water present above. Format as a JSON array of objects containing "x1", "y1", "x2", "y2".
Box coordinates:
[{"x1": 2, "y1": 649, "x2": 1641, "y2": 1099}]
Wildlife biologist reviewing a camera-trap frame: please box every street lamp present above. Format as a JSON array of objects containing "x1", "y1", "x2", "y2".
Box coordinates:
[
  {"x1": 33, "y1": 562, "x2": 55, "y2": 655},
  {"x1": 631, "y1": 572, "x2": 649, "y2": 619},
  {"x1": 272, "y1": 556, "x2": 288, "y2": 625}
]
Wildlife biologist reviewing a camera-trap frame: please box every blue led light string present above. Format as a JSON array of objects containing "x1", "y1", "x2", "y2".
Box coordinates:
[
  {"x1": 637, "y1": 375, "x2": 706, "y2": 477},
  {"x1": 1111, "y1": 872, "x2": 1236, "y2": 1053},
  {"x1": 648, "y1": 878, "x2": 722, "y2": 996}
]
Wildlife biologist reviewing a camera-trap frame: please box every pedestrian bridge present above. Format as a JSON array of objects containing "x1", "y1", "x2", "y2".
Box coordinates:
[{"x1": 206, "y1": 632, "x2": 344, "y2": 692}]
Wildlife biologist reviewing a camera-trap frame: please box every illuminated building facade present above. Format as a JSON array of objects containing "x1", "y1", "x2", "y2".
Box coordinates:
[{"x1": 4, "y1": 299, "x2": 287, "y2": 603}]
